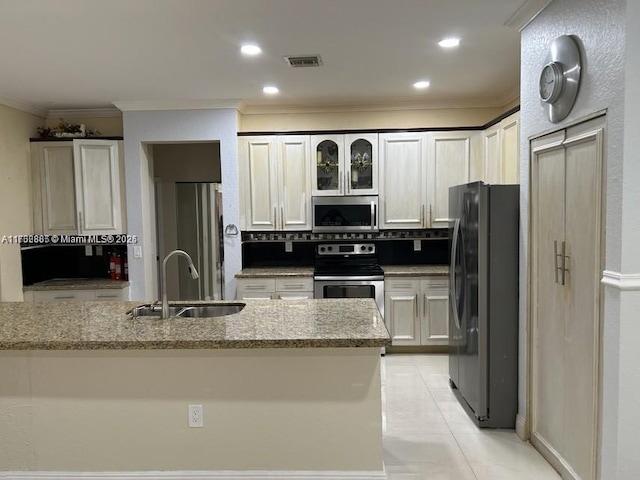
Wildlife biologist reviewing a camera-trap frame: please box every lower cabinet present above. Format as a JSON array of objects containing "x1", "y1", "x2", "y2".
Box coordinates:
[
  {"x1": 385, "y1": 276, "x2": 449, "y2": 346},
  {"x1": 26, "y1": 288, "x2": 129, "y2": 301},
  {"x1": 236, "y1": 277, "x2": 313, "y2": 300}
]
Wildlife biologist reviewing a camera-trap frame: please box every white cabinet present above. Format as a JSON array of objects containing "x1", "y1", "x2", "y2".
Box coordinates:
[
  {"x1": 27, "y1": 288, "x2": 129, "y2": 302},
  {"x1": 31, "y1": 140, "x2": 126, "y2": 235},
  {"x1": 239, "y1": 136, "x2": 312, "y2": 231},
  {"x1": 312, "y1": 133, "x2": 378, "y2": 196},
  {"x1": 385, "y1": 276, "x2": 449, "y2": 346},
  {"x1": 379, "y1": 131, "x2": 476, "y2": 229},
  {"x1": 379, "y1": 132, "x2": 427, "y2": 229},
  {"x1": 236, "y1": 277, "x2": 313, "y2": 300},
  {"x1": 530, "y1": 116, "x2": 604, "y2": 480},
  {"x1": 427, "y1": 132, "x2": 478, "y2": 228},
  {"x1": 481, "y1": 111, "x2": 520, "y2": 185}
]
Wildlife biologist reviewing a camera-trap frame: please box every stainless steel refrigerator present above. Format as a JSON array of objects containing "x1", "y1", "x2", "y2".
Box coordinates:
[
  {"x1": 448, "y1": 181, "x2": 519, "y2": 428},
  {"x1": 175, "y1": 182, "x2": 224, "y2": 300}
]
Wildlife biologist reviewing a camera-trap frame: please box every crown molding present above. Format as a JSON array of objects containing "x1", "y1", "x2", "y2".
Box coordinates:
[
  {"x1": 0, "y1": 95, "x2": 47, "y2": 117},
  {"x1": 47, "y1": 108, "x2": 121, "y2": 119},
  {"x1": 240, "y1": 94, "x2": 518, "y2": 116},
  {"x1": 112, "y1": 99, "x2": 244, "y2": 112},
  {"x1": 504, "y1": 0, "x2": 553, "y2": 31}
]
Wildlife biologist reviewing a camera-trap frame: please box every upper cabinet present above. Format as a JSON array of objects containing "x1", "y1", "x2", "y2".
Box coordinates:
[
  {"x1": 481, "y1": 111, "x2": 520, "y2": 185},
  {"x1": 427, "y1": 131, "x2": 479, "y2": 229},
  {"x1": 379, "y1": 131, "x2": 478, "y2": 229},
  {"x1": 239, "y1": 135, "x2": 312, "y2": 231},
  {"x1": 379, "y1": 132, "x2": 427, "y2": 229},
  {"x1": 311, "y1": 133, "x2": 378, "y2": 196},
  {"x1": 31, "y1": 139, "x2": 126, "y2": 235}
]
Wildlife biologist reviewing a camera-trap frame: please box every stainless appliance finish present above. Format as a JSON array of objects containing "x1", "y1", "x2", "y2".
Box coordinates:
[
  {"x1": 312, "y1": 195, "x2": 378, "y2": 233},
  {"x1": 448, "y1": 182, "x2": 519, "y2": 429},
  {"x1": 313, "y1": 242, "x2": 384, "y2": 317}
]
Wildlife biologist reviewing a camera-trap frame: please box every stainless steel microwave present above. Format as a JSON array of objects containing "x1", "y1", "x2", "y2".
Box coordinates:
[{"x1": 312, "y1": 195, "x2": 378, "y2": 233}]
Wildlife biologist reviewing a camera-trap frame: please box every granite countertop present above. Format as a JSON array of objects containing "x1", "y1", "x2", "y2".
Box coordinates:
[
  {"x1": 0, "y1": 299, "x2": 390, "y2": 350},
  {"x1": 382, "y1": 265, "x2": 449, "y2": 276},
  {"x1": 24, "y1": 278, "x2": 130, "y2": 291},
  {"x1": 235, "y1": 267, "x2": 314, "y2": 278}
]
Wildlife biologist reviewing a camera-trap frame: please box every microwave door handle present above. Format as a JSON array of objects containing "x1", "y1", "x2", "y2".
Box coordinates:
[{"x1": 371, "y1": 201, "x2": 376, "y2": 228}]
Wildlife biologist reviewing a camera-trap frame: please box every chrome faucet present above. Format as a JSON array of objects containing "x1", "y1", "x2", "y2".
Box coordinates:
[{"x1": 161, "y1": 249, "x2": 199, "y2": 319}]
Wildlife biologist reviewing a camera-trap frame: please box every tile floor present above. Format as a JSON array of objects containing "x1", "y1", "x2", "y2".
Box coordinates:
[{"x1": 381, "y1": 354, "x2": 561, "y2": 480}]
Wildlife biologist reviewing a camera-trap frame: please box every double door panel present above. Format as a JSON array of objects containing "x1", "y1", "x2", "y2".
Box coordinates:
[
  {"x1": 311, "y1": 133, "x2": 378, "y2": 196},
  {"x1": 240, "y1": 136, "x2": 311, "y2": 231},
  {"x1": 531, "y1": 117, "x2": 603, "y2": 480}
]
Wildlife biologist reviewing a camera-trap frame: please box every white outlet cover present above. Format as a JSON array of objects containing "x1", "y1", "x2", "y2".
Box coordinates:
[
  {"x1": 133, "y1": 246, "x2": 142, "y2": 258},
  {"x1": 188, "y1": 404, "x2": 204, "y2": 428},
  {"x1": 413, "y1": 239, "x2": 421, "y2": 251}
]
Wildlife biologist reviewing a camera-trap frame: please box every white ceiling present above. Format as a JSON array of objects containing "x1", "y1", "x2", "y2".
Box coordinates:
[{"x1": 0, "y1": 0, "x2": 528, "y2": 114}]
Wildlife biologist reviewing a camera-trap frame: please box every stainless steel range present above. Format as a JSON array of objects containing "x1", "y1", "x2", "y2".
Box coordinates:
[{"x1": 313, "y1": 243, "x2": 384, "y2": 318}]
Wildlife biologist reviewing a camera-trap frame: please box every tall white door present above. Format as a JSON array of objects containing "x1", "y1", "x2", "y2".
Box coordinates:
[
  {"x1": 530, "y1": 116, "x2": 604, "y2": 480},
  {"x1": 239, "y1": 137, "x2": 278, "y2": 231}
]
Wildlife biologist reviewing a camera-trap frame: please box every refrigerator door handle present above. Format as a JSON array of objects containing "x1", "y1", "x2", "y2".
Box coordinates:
[{"x1": 449, "y1": 218, "x2": 461, "y2": 331}]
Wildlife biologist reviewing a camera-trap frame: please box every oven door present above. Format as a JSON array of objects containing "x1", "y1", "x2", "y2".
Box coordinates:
[{"x1": 314, "y1": 276, "x2": 384, "y2": 318}]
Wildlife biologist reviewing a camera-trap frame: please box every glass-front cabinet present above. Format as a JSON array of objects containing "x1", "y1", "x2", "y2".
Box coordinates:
[{"x1": 311, "y1": 133, "x2": 378, "y2": 196}]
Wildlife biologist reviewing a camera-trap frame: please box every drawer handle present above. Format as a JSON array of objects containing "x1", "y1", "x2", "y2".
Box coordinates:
[
  {"x1": 282, "y1": 284, "x2": 305, "y2": 289},
  {"x1": 53, "y1": 295, "x2": 75, "y2": 299},
  {"x1": 245, "y1": 286, "x2": 267, "y2": 290},
  {"x1": 96, "y1": 294, "x2": 119, "y2": 298}
]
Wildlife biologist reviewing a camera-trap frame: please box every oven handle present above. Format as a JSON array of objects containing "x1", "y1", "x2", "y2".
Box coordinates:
[
  {"x1": 314, "y1": 275, "x2": 384, "y2": 282},
  {"x1": 371, "y1": 201, "x2": 376, "y2": 228}
]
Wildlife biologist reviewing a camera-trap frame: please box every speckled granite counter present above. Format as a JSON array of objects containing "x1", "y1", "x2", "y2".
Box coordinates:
[
  {"x1": 0, "y1": 299, "x2": 390, "y2": 350},
  {"x1": 235, "y1": 267, "x2": 314, "y2": 278},
  {"x1": 382, "y1": 265, "x2": 449, "y2": 276},
  {"x1": 24, "y1": 278, "x2": 130, "y2": 291}
]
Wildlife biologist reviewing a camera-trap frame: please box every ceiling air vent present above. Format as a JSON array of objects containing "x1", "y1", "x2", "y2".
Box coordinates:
[{"x1": 284, "y1": 55, "x2": 323, "y2": 68}]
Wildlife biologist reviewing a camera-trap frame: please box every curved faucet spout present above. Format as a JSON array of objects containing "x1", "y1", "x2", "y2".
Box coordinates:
[{"x1": 161, "y1": 250, "x2": 199, "y2": 318}]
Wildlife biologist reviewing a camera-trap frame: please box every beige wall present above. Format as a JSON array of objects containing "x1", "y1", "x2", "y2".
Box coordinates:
[
  {"x1": 239, "y1": 103, "x2": 518, "y2": 132},
  {"x1": 45, "y1": 115, "x2": 123, "y2": 136},
  {"x1": 0, "y1": 104, "x2": 43, "y2": 301},
  {"x1": 0, "y1": 348, "x2": 384, "y2": 473}
]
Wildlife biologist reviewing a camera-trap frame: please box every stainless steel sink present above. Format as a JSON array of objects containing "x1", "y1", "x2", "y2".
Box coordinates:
[{"x1": 129, "y1": 303, "x2": 245, "y2": 318}]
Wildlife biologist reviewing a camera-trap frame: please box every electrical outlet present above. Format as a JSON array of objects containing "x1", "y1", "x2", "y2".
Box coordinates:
[
  {"x1": 285, "y1": 241, "x2": 293, "y2": 253},
  {"x1": 413, "y1": 239, "x2": 422, "y2": 251},
  {"x1": 188, "y1": 404, "x2": 203, "y2": 428},
  {"x1": 133, "y1": 246, "x2": 142, "y2": 258},
  {"x1": 85, "y1": 245, "x2": 93, "y2": 256},
  {"x1": 95, "y1": 245, "x2": 103, "y2": 256}
]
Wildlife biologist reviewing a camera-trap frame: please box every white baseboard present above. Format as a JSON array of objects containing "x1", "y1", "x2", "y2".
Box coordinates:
[
  {"x1": 1, "y1": 471, "x2": 387, "y2": 480},
  {"x1": 530, "y1": 432, "x2": 580, "y2": 480},
  {"x1": 515, "y1": 413, "x2": 527, "y2": 441}
]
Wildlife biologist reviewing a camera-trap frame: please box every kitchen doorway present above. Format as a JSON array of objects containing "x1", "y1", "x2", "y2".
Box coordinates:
[{"x1": 151, "y1": 141, "x2": 223, "y2": 301}]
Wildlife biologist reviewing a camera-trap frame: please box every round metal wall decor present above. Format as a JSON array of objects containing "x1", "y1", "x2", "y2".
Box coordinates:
[{"x1": 539, "y1": 35, "x2": 582, "y2": 123}]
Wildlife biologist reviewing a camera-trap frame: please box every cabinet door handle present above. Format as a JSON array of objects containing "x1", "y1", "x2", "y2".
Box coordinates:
[
  {"x1": 339, "y1": 173, "x2": 343, "y2": 194},
  {"x1": 421, "y1": 205, "x2": 425, "y2": 227},
  {"x1": 53, "y1": 295, "x2": 75, "y2": 300},
  {"x1": 429, "y1": 205, "x2": 433, "y2": 226},
  {"x1": 561, "y1": 241, "x2": 569, "y2": 286},
  {"x1": 273, "y1": 206, "x2": 277, "y2": 228},
  {"x1": 281, "y1": 206, "x2": 284, "y2": 230},
  {"x1": 414, "y1": 294, "x2": 418, "y2": 317},
  {"x1": 423, "y1": 294, "x2": 427, "y2": 317},
  {"x1": 346, "y1": 171, "x2": 350, "y2": 193},
  {"x1": 77, "y1": 211, "x2": 83, "y2": 231},
  {"x1": 554, "y1": 240, "x2": 561, "y2": 284}
]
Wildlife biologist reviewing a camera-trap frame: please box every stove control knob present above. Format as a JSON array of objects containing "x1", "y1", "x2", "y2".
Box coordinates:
[
  {"x1": 327, "y1": 246, "x2": 333, "y2": 251},
  {"x1": 368, "y1": 246, "x2": 374, "y2": 252},
  {"x1": 319, "y1": 247, "x2": 325, "y2": 252},
  {"x1": 361, "y1": 245, "x2": 366, "y2": 251}
]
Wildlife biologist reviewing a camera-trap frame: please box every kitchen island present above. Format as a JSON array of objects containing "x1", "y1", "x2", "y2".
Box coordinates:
[{"x1": 0, "y1": 299, "x2": 390, "y2": 477}]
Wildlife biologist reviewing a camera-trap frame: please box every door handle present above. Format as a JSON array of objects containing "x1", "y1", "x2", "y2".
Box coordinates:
[
  {"x1": 414, "y1": 294, "x2": 418, "y2": 318},
  {"x1": 273, "y1": 206, "x2": 277, "y2": 228},
  {"x1": 421, "y1": 205, "x2": 425, "y2": 227},
  {"x1": 370, "y1": 201, "x2": 375, "y2": 229},
  {"x1": 561, "y1": 241, "x2": 569, "y2": 286},
  {"x1": 423, "y1": 294, "x2": 427, "y2": 317},
  {"x1": 554, "y1": 240, "x2": 561, "y2": 284},
  {"x1": 281, "y1": 206, "x2": 284, "y2": 230},
  {"x1": 346, "y1": 171, "x2": 351, "y2": 194},
  {"x1": 449, "y1": 218, "x2": 461, "y2": 331},
  {"x1": 429, "y1": 204, "x2": 433, "y2": 226}
]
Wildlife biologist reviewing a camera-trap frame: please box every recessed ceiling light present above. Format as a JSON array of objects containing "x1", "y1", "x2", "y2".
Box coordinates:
[
  {"x1": 263, "y1": 85, "x2": 279, "y2": 94},
  {"x1": 241, "y1": 44, "x2": 262, "y2": 55},
  {"x1": 438, "y1": 38, "x2": 460, "y2": 48},
  {"x1": 413, "y1": 81, "x2": 431, "y2": 89}
]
